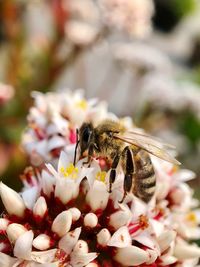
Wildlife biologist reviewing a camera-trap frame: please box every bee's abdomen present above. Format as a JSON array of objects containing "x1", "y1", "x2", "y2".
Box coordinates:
[{"x1": 133, "y1": 154, "x2": 156, "y2": 203}]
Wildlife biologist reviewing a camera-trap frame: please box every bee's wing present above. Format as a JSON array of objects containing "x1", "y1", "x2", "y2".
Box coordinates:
[
  {"x1": 114, "y1": 131, "x2": 181, "y2": 165},
  {"x1": 125, "y1": 130, "x2": 176, "y2": 149}
]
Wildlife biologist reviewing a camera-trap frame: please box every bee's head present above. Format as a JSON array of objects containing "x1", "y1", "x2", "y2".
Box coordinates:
[{"x1": 79, "y1": 122, "x2": 94, "y2": 155}]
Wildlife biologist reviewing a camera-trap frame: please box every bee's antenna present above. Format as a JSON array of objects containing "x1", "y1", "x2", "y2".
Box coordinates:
[{"x1": 73, "y1": 128, "x2": 79, "y2": 166}]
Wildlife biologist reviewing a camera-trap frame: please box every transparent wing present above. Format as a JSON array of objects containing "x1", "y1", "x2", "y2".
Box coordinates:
[{"x1": 114, "y1": 131, "x2": 181, "y2": 165}]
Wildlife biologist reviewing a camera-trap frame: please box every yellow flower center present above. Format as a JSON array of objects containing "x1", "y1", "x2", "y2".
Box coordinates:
[
  {"x1": 75, "y1": 100, "x2": 88, "y2": 110},
  {"x1": 96, "y1": 171, "x2": 107, "y2": 183},
  {"x1": 186, "y1": 212, "x2": 198, "y2": 225},
  {"x1": 60, "y1": 163, "x2": 78, "y2": 179}
]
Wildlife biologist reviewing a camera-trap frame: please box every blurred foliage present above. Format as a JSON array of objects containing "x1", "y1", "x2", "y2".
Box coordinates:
[{"x1": 153, "y1": 0, "x2": 196, "y2": 32}]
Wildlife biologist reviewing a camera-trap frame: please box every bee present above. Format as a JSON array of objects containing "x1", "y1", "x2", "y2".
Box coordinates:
[{"x1": 74, "y1": 120, "x2": 180, "y2": 203}]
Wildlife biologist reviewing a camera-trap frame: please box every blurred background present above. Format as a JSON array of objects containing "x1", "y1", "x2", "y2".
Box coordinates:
[{"x1": 0, "y1": 0, "x2": 200, "y2": 199}]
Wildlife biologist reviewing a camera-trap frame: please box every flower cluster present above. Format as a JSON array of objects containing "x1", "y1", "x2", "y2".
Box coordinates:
[
  {"x1": 99, "y1": 0, "x2": 154, "y2": 37},
  {"x1": 22, "y1": 89, "x2": 116, "y2": 167},
  {"x1": 1, "y1": 150, "x2": 200, "y2": 266},
  {"x1": 1, "y1": 91, "x2": 200, "y2": 266},
  {"x1": 64, "y1": 0, "x2": 154, "y2": 46}
]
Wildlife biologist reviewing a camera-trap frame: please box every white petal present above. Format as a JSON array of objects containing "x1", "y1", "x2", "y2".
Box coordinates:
[
  {"x1": 0, "y1": 252, "x2": 17, "y2": 267},
  {"x1": 132, "y1": 231, "x2": 159, "y2": 252},
  {"x1": 31, "y1": 249, "x2": 57, "y2": 263},
  {"x1": 131, "y1": 196, "x2": 147, "y2": 221},
  {"x1": 70, "y1": 252, "x2": 98, "y2": 267},
  {"x1": 84, "y1": 213, "x2": 98, "y2": 228},
  {"x1": 0, "y1": 182, "x2": 26, "y2": 217},
  {"x1": 174, "y1": 243, "x2": 200, "y2": 260},
  {"x1": 173, "y1": 169, "x2": 196, "y2": 182},
  {"x1": 59, "y1": 227, "x2": 81, "y2": 254},
  {"x1": 146, "y1": 249, "x2": 158, "y2": 264},
  {"x1": 58, "y1": 151, "x2": 70, "y2": 175},
  {"x1": 14, "y1": 230, "x2": 34, "y2": 260},
  {"x1": 108, "y1": 226, "x2": 131, "y2": 248},
  {"x1": 6, "y1": 223, "x2": 27, "y2": 243},
  {"x1": 46, "y1": 164, "x2": 60, "y2": 180},
  {"x1": 158, "y1": 230, "x2": 176, "y2": 253},
  {"x1": 33, "y1": 196, "x2": 47, "y2": 218},
  {"x1": 52, "y1": 210, "x2": 72, "y2": 237},
  {"x1": 35, "y1": 140, "x2": 48, "y2": 157},
  {"x1": 149, "y1": 219, "x2": 164, "y2": 237},
  {"x1": 97, "y1": 228, "x2": 111, "y2": 247},
  {"x1": 21, "y1": 186, "x2": 39, "y2": 210},
  {"x1": 33, "y1": 234, "x2": 51, "y2": 250},
  {"x1": 114, "y1": 246, "x2": 148, "y2": 266},
  {"x1": 41, "y1": 170, "x2": 55, "y2": 197},
  {"x1": 86, "y1": 181, "x2": 109, "y2": 211},
  {"x1": 55, "y1": 179, "x2": 79, "y2": 204},
  {"x1": 48, "y1": 136, "x2": 66, "y2": 151}
]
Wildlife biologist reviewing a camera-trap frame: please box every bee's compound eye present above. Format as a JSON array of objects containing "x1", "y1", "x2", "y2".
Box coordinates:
[{"x1": 82, "y1": 127, "x2": 91, "y2": 143}]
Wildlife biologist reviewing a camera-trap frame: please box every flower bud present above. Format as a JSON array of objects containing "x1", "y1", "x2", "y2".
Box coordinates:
[
  {"x1": 85, "y1": 263, "x2": 99, "y2": 267},
  {"x1": 33, "y1": 196, "x2": 47, "y2": 219},
  {"x1": 6, "y1": 223, "x2": 27, "y2": 243},
  {"x1": 114, "y1": 246, "x2": 148, "y2": 266},
  {"x1": 0, "y1": 183, "x2": 26, "y2": 217},
  {"x1": 109, "y1": 209, "x2": 132, "y2": 230},
  {"x1": 59, "y1": 227, "x2": 81, "y2": 254},
  {"x1": 97, "y1": 229, "x2": 111, "y2": 247},
  {"x1": 73, "y1": 240, "x2": 89, "y2": 254},
  {"x1": 52, "y1": 211, "x2": 72, "y2": 237},
  {"x1": 68, "y1": 207, "x2": 81, "y2": 221},
  {"x1": 84, "y1": 213, "x2": 98, "y2": 228},
  {"x1": 33, "y1": 234, "x2": 51, "y2": 250}
]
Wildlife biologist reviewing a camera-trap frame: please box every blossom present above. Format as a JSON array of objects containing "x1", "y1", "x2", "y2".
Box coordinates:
[{"x1": 22, "y1": 89, "x2": 115, "y2": 167}]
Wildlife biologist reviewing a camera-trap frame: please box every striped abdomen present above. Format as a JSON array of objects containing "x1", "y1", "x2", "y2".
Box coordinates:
[{"x1": 132, "y1": 149, "x2": 156, "y2": 203}]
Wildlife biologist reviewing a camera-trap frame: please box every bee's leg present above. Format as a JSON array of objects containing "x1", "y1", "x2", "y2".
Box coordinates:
[
  {"x1": 73, "y1": 129, "x2": 79, "y2": 166},
  {"x1": 109, "y1": 154, "x2": 121, "y2": 193},
  {"x1": 119, "y1": 146, "x2": 134, "y2": 203},
  {"x1": 83, "y1": 145, "x2": 93, "y2": 167}
]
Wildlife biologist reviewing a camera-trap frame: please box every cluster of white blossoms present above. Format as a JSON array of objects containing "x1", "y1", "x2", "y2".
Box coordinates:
[
  {"x1": 22, "y1": 89, "x2": 116, "y2": 167},
  {"x1": 63, "y1": 0, "x2": 154, "y2": 45},
  {"x1": 1, "y1": 90, "x2": 200, "y2": 266}
]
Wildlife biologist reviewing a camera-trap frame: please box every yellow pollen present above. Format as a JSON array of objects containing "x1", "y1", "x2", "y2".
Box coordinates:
[
  {"x1": 75, "y1": 99, "x2": 88, "y2": 110},
  {"x1": 60, "y1": 163, "x2": 78, "y2": 179},
  {"x1": 186, "y1": 212, "x2": 197, "y2": 225},
  {"x1": 96, "y1": 171, "x2": 107, "y2": 183},
  {"x1": 139, "y1": 214, "x2": 149, "y2": 230}
]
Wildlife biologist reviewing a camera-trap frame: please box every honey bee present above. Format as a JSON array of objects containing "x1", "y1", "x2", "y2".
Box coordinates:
[{"x1": 74, "y1": 120, "x2": 180, "y2": 203}]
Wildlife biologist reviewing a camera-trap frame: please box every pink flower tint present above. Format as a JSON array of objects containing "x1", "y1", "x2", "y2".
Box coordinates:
[{"x1": 69, "y1": 129, "x2": 77, "y2": 144}]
